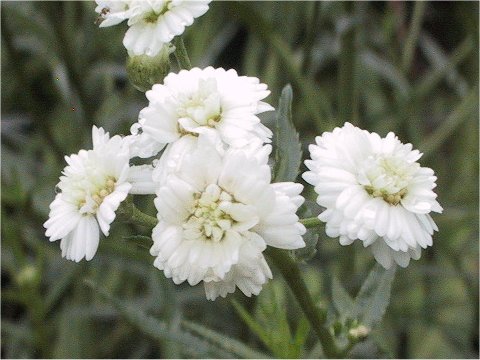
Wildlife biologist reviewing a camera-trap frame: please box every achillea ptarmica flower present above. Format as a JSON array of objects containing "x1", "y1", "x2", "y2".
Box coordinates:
[
  {"x1": 303, "y1": 122, "x2": 442, "y2": 269},
  {"x1": 44, "y1": 127, "x2": 132, "y2": 262},
  {"x1": 95, "y1": 0, "x2": 132, "y2": 27},
  {"x1": 133, "y1": 67, "x2": 274, "y2": 156},
  {"x1": 95, "y1": 0, "x2": 211, "y2": 57},
  {"x1": 150, "y1": 141, "x2": 306, "y2": 300}
]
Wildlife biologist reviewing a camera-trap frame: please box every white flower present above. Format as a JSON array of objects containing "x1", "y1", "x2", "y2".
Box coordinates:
[
  {"x1": 95, "y1": 0, "x2": 133, "y2": 27},
  {"x1": 150, "y1": 141, "x2": 305, "y2": 300},
  {"x1": 125, "y1": 119, "x2": 166, "y2": 159},
  {"x1": 134, "y1": 67, "x2": 274, "y2": 154},
  {"x1": 44, "y1": 127, "x2": 133, "y2": 262},
  {"x1": 95, "y1": 0, "x2": 211, "y2": 57},
  {"x1": 303, "y1": 122, "x2": 442, "y2": 269}
]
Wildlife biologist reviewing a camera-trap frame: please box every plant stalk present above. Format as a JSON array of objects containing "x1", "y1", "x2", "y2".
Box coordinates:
[
  {"x1": 174, "y1": 37, "x2": 192, "y2": 70},
  {"x1": 119, "y1": 205, "x2": 352, "y2": 357},
  {"x1": 300, "y1": 217, "x2": 322, "y2": 228},
  {"x1": 401, "y1": 1, "x2": 426, "y2": 74},
  {"x1": 265, "y1": 248, "x2": 342, "y2": 358},
  {"x1": 338, "y1": 1, "x2": 358, "y2": 125}
]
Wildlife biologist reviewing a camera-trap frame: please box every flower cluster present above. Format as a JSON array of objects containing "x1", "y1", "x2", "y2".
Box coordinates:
[
  {"x1": 45, "y1": 66, "x2": 306, "y2": 300},
  {"x1": 45, "y1": 4, "x2": 442, "y2": 303}
]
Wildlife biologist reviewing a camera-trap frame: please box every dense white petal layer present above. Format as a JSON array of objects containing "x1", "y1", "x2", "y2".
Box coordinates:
[
  {"x1": 45, "y1": 126, "x2": 135, "y2": 262},
  {"x1": 303, "y1": 122, "x2": 442, "y2": 268},
  {"x1": 135, "y1": 67, "x2": 274, "y2": 153},
  {"x1": 151, "y1": 141, "x2": 304, "y2": 299}
]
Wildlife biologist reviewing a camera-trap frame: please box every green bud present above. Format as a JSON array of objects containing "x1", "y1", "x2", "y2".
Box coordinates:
[
  {"x1": 16, "y1": 264, "x2": 39, "y2": 288},
  {"x1": 348, "y1": 324, "x2": 370, "y2": 342},
  {"x1": 126, "y1": 44, "x2": 174, "y2": 92},
  {"x1": 332, "y1": 320, "x2": 343, "y2": 336}
]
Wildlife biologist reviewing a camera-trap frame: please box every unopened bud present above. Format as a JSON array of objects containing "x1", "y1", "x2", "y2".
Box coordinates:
[
  {"x1": 16, "y1": 265, "x2": 39, "y2": 287},
  {"x1": 126, "y1": 44, "x2": 174, "y2": 92},
  {"x1": 348, "y1": 324, "x2": 370, "y2": 341}
]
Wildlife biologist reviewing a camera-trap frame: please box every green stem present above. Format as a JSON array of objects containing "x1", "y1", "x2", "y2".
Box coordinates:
[
  {"x1": 401, "y1": 1, "x2": 426, "y2": 74},
  {"x1": 231, "y1": 2, "x2": 334, "y2": 130},
  {"x1": 265, "y1": 248, "x2": 342, "y2": 358},
  {"x1": 174, "y1": 37, "x2": 192, "y2": 70},
  {"x1": 414, "y1": 37, "x2": 474, "y2": 99},
  {"x1": 117, "y1": 200, "x2": 158, "y2": 229},
  {"x1": 43, "y1": 2, "x2": 94, "y2": 127},
  {"x1": 338, "y1": 1, "x2": 358, "y2": 124},
  {"x1": 118, "y1": 205, "x2": 354, "y2": 356},
  {"x1": 300, "y1": 217, "x2": 322, "y2": 228},
  {"x1": 420, "y1": 86, "x2": 478, "y2": 160},
  {"x1": 302, "y1": 1, "x2": 320, "y2": 74}
]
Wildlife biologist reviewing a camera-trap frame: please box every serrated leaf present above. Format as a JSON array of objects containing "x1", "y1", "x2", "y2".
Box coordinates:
[
  {"x1": 273, "y1": 84, "x2": 302, "y2": 182},
  {"x1": 354, "y1": 264, "x2": 397, "y2": 327},
  {"x1": 331, "y1": 276, "x2": 355, "y2": 319},
  {"x1": 182, "y1": 320, "x2": 269, "y2": 359}
]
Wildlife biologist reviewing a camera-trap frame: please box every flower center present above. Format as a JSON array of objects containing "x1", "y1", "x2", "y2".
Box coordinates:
[
  {"x1": 143, "y1": 1, "x2": 171, "y2": 23},
  {"x1": 358, "y1": 155, "x2": 418, "y2": 205},
  {"x1": 177, "y1": 78, "x2": 222, "y2": 134},
  {"x1": 183, "y1": 184, "x2": 235, "y2": 242},
  {"x1": 77, "y1": 176, "x2": 117, "y2": 215}
]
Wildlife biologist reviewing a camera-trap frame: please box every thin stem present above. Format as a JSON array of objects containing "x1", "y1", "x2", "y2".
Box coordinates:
[
  {"x1": 1, "y1": 10, "x2": 65, "y2": 163},
  {"x1": 119, "y1": 204, "x2": 357, "y2": 357},
  {"x1": 300, "y1": 217, "x2": 322, "y2": 228},
  {"x1": 302, "y1": 1, "x2": 320, "y2": 74},
  {"x1": 414, "y1": 37, "x2": 474, "y2": 99},
  {"x1": 265, "y1": 248, "x2": 342, "y2": 358},
  {"x1": 174, "y1": 37, "x2": 192, "y2": 70},
  {"x1": 338, "y1": 1, "x2": 358, "y2": 124},
  {"x1": 401, "y1": 1, "x2": 427, "y2": 74},
  {"x1": 420, "y1": 86, "x2": 478, "y2": 160},
  {"x1": 44, "y1": 3, "x2": 94, "y2": 127},
  {"x1": 117, "y1": 199, "x2": 158, "y2": 229},
  {"x1": 231, "y1": 2, "x2": 334, "y2": 130}
]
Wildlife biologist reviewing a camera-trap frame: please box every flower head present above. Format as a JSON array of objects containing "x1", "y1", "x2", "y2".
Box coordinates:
[
  {"x1": 150, "y1": 141, "x2": 305, "y2": 300},
  {"x1": 133, "y1": 67, "x2": 273, "y2": 158},
  {"x1": 95, "y1": 0, "x2": 211, "y2": 57},
  {"x1": 303, "y1": 122, "x2": 442, "y2": 269},
  {"x1": 44, "y1": 127, "x2": 132, "y2": 262},
  {"x1": 95, "y1": 0, "x2": 133, "y2": 27}
]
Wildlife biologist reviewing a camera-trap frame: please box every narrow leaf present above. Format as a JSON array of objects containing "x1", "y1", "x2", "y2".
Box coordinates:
[
  {"x1": 182, "y1": 320, "x2": 269, "y2": 359},
  {"x1": 354, "y1": 264, "x2": 397, "y2": 327},
  {"x1": 231, "y1": 299, "x2": 270, "y2": 347},
  {"x1": 331, "y1": 276, "x2": 355, "y2": 318},
  {"x1": 85, "y1": 280, "x2": 221, "y2": 358},
  {"x1": 273, "y1": 84, "x2": 302, "y2": 182}
]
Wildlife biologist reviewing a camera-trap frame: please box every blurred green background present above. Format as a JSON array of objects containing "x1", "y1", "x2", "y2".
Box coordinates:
[{"x1": 1, "y1": 1, "x2": 478, "y2": 358}]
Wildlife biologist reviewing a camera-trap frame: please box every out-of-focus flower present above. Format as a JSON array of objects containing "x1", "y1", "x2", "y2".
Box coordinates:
[{"x1": 303, "y1": 122, "x2": 442, "y2": 269}]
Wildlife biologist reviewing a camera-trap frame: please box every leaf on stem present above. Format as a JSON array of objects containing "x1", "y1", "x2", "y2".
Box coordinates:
[
  {"x1": 331, "y1": 276, "x2": 355, "y2": 319},
  {"x1": 353, "y1": 263, "x2": 397, "y2": 327},
  {"x1": 273, "y1": 84, "x2": 302, "y2": 183},
  {"x1": 84, "y1": 280, "x2": 225, "y2": 358},
  {"x1": 182, "y1": 320, "x2": 269, "y2": 359}
]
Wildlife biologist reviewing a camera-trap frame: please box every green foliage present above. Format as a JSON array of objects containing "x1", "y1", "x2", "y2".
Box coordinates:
[
  {"x1": 1, "y1": 1, "x2": 478, "y2": 358},
  {"x1": 273, "y1": 84, "x2": 303, "y2": 183},
  {"x1": 232, "y1": 279, "x2": 311, "y2": 358}
]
